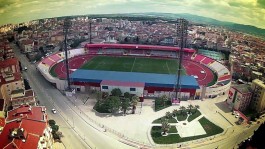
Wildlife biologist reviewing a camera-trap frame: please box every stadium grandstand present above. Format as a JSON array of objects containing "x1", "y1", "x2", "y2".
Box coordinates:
[{"x1": 37, "y1": 43, "x2": 231, "y2": 100}]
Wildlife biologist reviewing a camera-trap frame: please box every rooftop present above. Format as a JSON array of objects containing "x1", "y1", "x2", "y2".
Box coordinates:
[
  {"x1": 70, "y1": 70, "x2": 200, "y2": 89},
  {"x1": 233, "y1": 84, "x2": 252, "y2": 94},
  {"x1": 0, "y1": 106, "x2": 48, "y2": 149},
  {"x1": 12, "y1": 89, "x2": 34, "y2": 100},
  {"x1": 0, "y1": 73, "x2": 22, "y2": 86},
  {"x1": 253, "y1": 79, "x2": 265, "y2": 88},
  {"x1": 0, "y1": 117, "x2": 5, "y2": 127},
  {"x1": 0, "y1": 58, "x2": 18, "y2": 69},
  {"x1": 6, "y1": 105, "x2": 46, "y2": 123}
]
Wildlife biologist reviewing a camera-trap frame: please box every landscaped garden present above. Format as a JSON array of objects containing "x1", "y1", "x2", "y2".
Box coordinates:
[
  {"x1": 152, "y1": 104, "x2": 201, "y2": 124},
  {"x1": 151, "y1": 105, "x2": 224, "y2": 144}
]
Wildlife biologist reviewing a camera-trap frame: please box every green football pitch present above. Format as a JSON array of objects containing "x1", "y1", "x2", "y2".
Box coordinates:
[{"x1": 80, "y1": 56, "x2": 186, "y2": 75}]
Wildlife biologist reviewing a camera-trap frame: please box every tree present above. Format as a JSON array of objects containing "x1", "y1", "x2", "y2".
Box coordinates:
[
  {"x1": 165, "y1": 112, "x2": 171, "y2": 119},
  {"x1": 194, "y1": 105, "x2": 200, "y2": 113},
  {"x1": 124, "y1": 92, "x2": 130, "y2": 99},
  {"x1": 180, "y1": 106, "x2": 186, "y2": 115},
  {"x1": 48, "y1": 119, "x2": 56, "y2": 126},
  {"x1": 51, "y1": 125, "x2": 59, "y2": 133},
  {"x1": 121, "y1": 98, "x2": 130, "y2": 115},
  {"x1": 161, "y1": 119, "x2": 170, "y2": 135},
  {"x1": 111, "y1": 88, "x2": 122, "y2": 97},
  {"x1": 96, "y1": 91, "x2": 102, "y2": 101},
  {"x1": 108, "y1": 96, "x2": 121, "y2": 113},
  {"x1": 172, "y1": 109, "x2": 178, "y2": 117},
  {"x1": 131, "y1": 95, "x2": 139, "y2": 114},
  {"x1": 188, "y1": 104, "x2": 194, "y2": 114},
  {"x1": 102, "y1": 92, "x2": 109, "y2": 99},
  {"x1": 160, "y1": 95, "x2": 168, "y2": 107}
]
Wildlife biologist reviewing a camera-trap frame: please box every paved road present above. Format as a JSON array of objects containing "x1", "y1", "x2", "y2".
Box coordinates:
[{"x1": 11, "y1": 44, "x2": 135, "y2": 149}]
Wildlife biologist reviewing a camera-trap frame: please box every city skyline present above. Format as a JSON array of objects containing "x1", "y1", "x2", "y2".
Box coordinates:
[{"x1": 0, "y1": 0, "x2": 265, "y2": 29}]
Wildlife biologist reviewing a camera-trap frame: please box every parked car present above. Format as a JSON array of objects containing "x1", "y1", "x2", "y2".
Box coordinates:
[{"x1": 51, "y1": 109, "x2": 57, "y2": 114}]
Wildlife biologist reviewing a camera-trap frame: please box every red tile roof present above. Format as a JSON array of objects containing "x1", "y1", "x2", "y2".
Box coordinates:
[
  {"x1": 0, "y1": 58, "x2": 19, "y2": 69},
  {"x1": 18, "y1": 134, "x2": 39, "y2": 149},
  {"x1": 0, "y1": 119, "x2": 46, "y2": 149},
  {"x1": 20, "y1": 119, "x2": 46, "y2": 136},
  {"x1": 0, "y1": 105, "x2": 48, "y2": 149},
  {"x1": 6, "y1": 106, "x2": 46, "y2": 123},
  {"x1": 0, "y1": 117, "x2": 5, "y2": 127},
  {"x1": 0, "y1": 121, "x2": 20, "y2": 149}
]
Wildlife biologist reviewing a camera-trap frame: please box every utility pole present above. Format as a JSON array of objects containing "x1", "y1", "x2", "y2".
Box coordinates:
[
  {"x1": 63, "y1": 17, "x2": 71, "y2": 90},
  {"x1": 175, "y1": 18, "x2": 188, "y2": 101}
]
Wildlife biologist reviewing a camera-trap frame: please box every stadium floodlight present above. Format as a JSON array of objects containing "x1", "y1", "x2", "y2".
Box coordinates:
[
  {"x1": 63, "y1": 17, "x2": 72, "y2": 90},
  {"x1": 89, "y1": 19, "x2": 92, "y2": 44},
  {"x1": 175, "y1": 18, "x2": 188, "y2": 101}
]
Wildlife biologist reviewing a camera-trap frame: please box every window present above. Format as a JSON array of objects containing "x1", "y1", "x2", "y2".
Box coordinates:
[
  {"x1": 130, "y1": 88, "x2": 136, "y2": 91},
  {"x1": 102, "y1": 86, "x2": 108, "y2": 89}
]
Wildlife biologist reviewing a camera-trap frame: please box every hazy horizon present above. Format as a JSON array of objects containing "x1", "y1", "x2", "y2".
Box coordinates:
[{"x1": 0, "y1": 0, "x2": 265, "y2": 29}]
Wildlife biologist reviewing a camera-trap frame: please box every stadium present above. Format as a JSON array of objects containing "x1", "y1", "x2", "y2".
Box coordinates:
[{"x1": 37, "y1": 43, "x2": 231, "y2": 100}]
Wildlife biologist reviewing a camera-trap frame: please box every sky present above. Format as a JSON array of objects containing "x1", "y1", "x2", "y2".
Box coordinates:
[{"x1": 0, "y1": 0, "x2": 265, "y2": 29}]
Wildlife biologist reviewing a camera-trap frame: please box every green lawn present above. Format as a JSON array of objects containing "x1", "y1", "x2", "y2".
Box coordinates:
[
  {"x1": 152, "y1": 116, "x2": 178, "y2": 124},
  {"x1": 176, "y1": 112, "x2": 188, "y2": 121},
  {"x1": 168, "y1": 126, "x2": 178, "y2": 133},
  {"x1": 80, "y1": 56, "x2": 186, "y2": 75},
  {"x1": 187, "y1": 110, "x2": 201, "y2": 122},
  {"x1": 207, "y1": 71, "x2": 218, "y2": 86},
  {"x1": 199, "y1": 117, "x2": 224, "y2": 136},
  {"x1": 50, "y1": 64, "x2": 58, "y2": 77},
  {"x1": 151, "y1": 116, "x2": 224, "y2": 144}
]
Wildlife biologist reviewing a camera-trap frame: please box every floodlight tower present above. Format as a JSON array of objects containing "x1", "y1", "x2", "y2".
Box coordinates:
[
  {"x1": 175, "y1": 18, "x2": 188, "y2": 100},
  {"x1": 63, "y1": 17, "x2": 71, "y2": 90},
  {"x1": 89, "y1": 19, "x2": 92, "y2": 44}
]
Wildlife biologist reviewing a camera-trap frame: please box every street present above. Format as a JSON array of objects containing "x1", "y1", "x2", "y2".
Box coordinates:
[{"x1": 11, "y1": 44, "x2": 135, "y2": 149}]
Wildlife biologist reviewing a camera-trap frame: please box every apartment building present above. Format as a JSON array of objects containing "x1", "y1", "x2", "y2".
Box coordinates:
[
  {"x1": 251, "y1": 79, "x2": 265, "y2": 113},
  {"x1": 227, "y1": 84, "x2": 252, "y2": 112}
]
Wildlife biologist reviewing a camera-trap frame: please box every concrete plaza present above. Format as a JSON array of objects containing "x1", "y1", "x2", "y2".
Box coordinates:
[{"x1": 65, "y1": 92, "x2": 237, "y2": 147}]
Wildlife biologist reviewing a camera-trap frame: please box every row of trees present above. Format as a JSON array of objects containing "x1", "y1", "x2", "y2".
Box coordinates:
[
  {"x1": 48, "y1": 120, "x2": 61, "y2": 141},
  {"x1": 94, "y1": 88, "x2": 140, "y2": 114}
]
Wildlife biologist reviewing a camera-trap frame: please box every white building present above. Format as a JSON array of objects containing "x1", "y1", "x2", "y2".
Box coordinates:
[{"x1": 100, "y1": 80, "x2": 144, "y2": 97}]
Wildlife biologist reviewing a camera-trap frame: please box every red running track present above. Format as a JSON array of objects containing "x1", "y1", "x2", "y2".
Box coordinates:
[
  {"x1": 53, "y1": 55, "x2": 214, "y2": 86},
  {"x1": 182, "y1": 60, "x2": 214, "y2": 86},
  {"x1": 54, "y1": 55, "x2": 94, "y2": 79}
]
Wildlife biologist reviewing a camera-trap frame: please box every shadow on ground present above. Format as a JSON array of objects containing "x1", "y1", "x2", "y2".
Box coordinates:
[{"x1": 215, "y1": 101, "x2": 231, "y2": 113}]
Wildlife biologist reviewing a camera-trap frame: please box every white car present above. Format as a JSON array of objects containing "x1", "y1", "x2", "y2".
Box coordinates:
[
  {"x1": 235, "y1": 113, "x2": 240, "y2": 118},
  {"x1": 51, "y1": 109, "x2": 57, "y2": 114}
]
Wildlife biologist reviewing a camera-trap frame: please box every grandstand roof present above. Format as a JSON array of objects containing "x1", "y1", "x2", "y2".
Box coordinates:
[
  {"x1": 85, "y1": 43, "x2": 195, "y2": 53},
  {"x1": 70, "y1": 70, "x2": 200, "y2": 89}
]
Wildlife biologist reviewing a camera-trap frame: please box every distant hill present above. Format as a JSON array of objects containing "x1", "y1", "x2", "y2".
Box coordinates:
[{"x1": 87, "y1": 13, "x2": 265, "y2": 38}]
